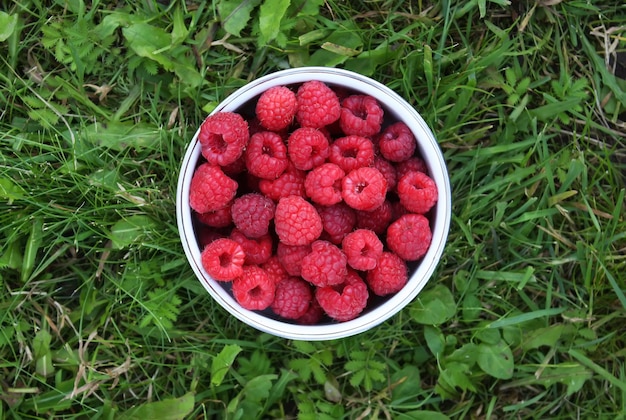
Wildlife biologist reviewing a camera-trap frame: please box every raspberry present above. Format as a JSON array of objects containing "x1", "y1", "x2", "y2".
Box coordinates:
[
  {"x1": 342, "y1": 167, "x2": 387, "y2": 211},
  {"x1": 316, "y1": 202, "x2": 356, "y2": 244},
  {"x1": 231, "y1": 193, "x2": 276, "y2": 238},
  {"x1": 396, "y1": 157, "x2": 428, "y2": 180},
  {"x1": 256, "y1": 85, "x2": 298, "y2": 131},
  {"x1": 304, "y1": 163, "x2": 345, "y2": 206},
  {"x1": 261, "y1": 256, "x2": 289, "y2": 285},
  {"x1": 189, "y1": 163, "x2": 238, "y2": 213},
  {"x1": 342, "y1": 229, "x2": 383, "y2": 271},
  {"x1": 329, "y1": 135, "x2": 375, "y2": 173},
  {"x1": 276, "y1": 242, "x2": 311, "y2": 276},
  {"x1": 397, "y1": 171, "x2": 438, "y2": 214},
  {"x1": 196, "y1": 203, "x2": 232, "y2": 228},
  {"x1": 229, "y1": 229, "x2": 273, "y2": 265},
  {"x1": 366, "y1": 252, "x2": 408, "y2": 296},
  {"x1": 296, "y1": 81, "x2": 341, "y2": 128},
  {"x1": 355, "y1": 200, "x2": 393, "y2": 235},
  {"x1": 288, "y1": 127, "x2": 330, "y2": 171},
  {"x1": 296, "y1": 296, "x2": 324, "y2": 325},
  {"x1": 245, "y1": 131, "x2": 288, "y2": 180},
  {"x1": 199, "y1": 112, "x2": 249, "y2": 166},
  {"x1": 271, "y1": 276, "x2": 313, "y2": 319},
  {"x1": 386, "y1": 213, "x2": 432, "y2": 261},
  {"x1": 378, "y1": 122, "x2": 416, "y2": 162},
  {"x1": 316, "y1": 269, "x2": 369, "y2": 322},
  {"x1": 339, "y1": 95, "x2": 384, "y2": 137},
  {"x1": 372, "y1": 156, "x2": 398, "y2": 192},
  {"x1": 232, "y1": 266, "x2": 275, "y2": 311},
  {"x1": 200, "y1": 238, "x2": 245, "y2": 281},
  {"x1": 274, "y1": 195, "x2": 323, "y2": 246},
  {"x1": 301, "y1": 240, "x2": 348, "y2": 287},
  {"x1": 258, "y1": 162, "x2": 306, "y2": 201}
]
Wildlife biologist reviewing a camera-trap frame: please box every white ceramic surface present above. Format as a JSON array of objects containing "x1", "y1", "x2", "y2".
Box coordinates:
[{"x1": 176, "y1": 67, "x2": 451, "y2": 340}]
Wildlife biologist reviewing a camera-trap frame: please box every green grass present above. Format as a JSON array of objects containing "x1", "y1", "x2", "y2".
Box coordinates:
[{"x1": 1, "y1": 0, "x2": 625, "y2": 418}]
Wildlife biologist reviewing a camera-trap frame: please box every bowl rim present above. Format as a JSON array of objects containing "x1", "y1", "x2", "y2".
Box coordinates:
[{"x1": 176, "y1": 66, "x2": 452, "y2": 340}]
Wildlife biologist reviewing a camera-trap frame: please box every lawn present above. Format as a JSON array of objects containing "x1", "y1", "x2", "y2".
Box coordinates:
[{"x1": 1, "y1": 0, "x2": 625, "y2": 418}]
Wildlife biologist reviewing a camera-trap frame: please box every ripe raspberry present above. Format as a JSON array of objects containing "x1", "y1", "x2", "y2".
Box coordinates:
[
  {"x1": 339, "y1": 95, "x2": 384, "y2": 137},
  {"x1": 232, "y1": 266, "x2": 275, "y2": 311},
  {"x1": 304, "y1": 163, "x2": 345, "y2": 206},
  {"x1": 256, "y1": 85, "x2": 297, "y2": 131},
  {"x1": 329, "y1": 135, "x2": 375, "y2": 173},
  {"x1": 342, "y1": 229, "x2": 383, "y2": 271},
  {"x1": 199, "y1": 112, "x2": 249, "y2": 166},
  {"x1": 372, "y1": 156, "x2": 397, "y2": 192},
  {"x1": 296, "y1": 295, "x2": 324, "y2": 325},
  {"x1": 274, "y1": 195, "x2": 323, "y2": 246},
  {"x1": 316, "y1": 202, "x2": 356, "y2": 244},
  {"x1": 301, "y1": 240, "x2": 348, "y2": 287},
  {"x1": 386, "y1": 213, "x2": 432, "y2": 261},
  {"x1": 342, "y1": 167, "x2": 387, "y2": 211},
  {"x1": 258, "y1": 162, "x2": 306, "y2": 201},
  {"x1": 196, "y1": 203, "x2": 233, "y2": 228},
  {"x1": 316, "y1": 269, "x2": 369, "y2": 322},
  {"x1": 271, "y1": 277, "x2": 313, "y2": 320},
  {"x1": 245, "y1": 131, "x2": 288, "y2": 180},
  {"x1": 378, "y1": 122, "x2": 416, "y2": 162},
  {"x1": 261, "y1": 256, "x2": 289, "y2": 285},
  {"x1": 189, "y1": 163, "x2": 238, "y2": 213},
  {"x1": 355, "y1": 200, "x2": 393, "y2": 235},
  {"x1": 396, "y1": 157, "x2": 428, "y2": 180},
  {"x1": 397, "y1": 171, "x2": 438, "y2": 214},
  {"x1": 229, "y1": 229, "x2": 273, "y2": 265},
  {"x1": 200, "y1": 238, "x2": 245, "y2": 281},
  {"x1": 276, "y1": 242, "x2": 311, "y2": 276},
  {"x1": 231, "y1": 193, "x2": 276, "y2": 238},
  {"x1": 288, "y1": 127, "x2": 330, "y2": 171},
  {"x1": 366, "y1": 251, "x2": 408, "y2": 296},
  {"x1": 296, "y1": 81, "x2": 341, "y2": 128}
]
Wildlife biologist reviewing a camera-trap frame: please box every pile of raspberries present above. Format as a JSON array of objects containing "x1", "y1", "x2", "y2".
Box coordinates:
[{"x1": 189, "y1": 80, "x2": 438, "y2": 324}]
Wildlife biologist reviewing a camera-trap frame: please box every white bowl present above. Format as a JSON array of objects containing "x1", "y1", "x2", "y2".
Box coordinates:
[{"x1": 176, "y1": 67, "x2": 452, "y2": 340}]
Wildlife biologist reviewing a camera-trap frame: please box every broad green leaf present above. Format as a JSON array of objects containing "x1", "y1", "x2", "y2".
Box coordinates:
[
  {"x1": 33, "y1": 329, "x2": 54, "y2": 377},
  {"x1": 521, "y1": 323, "x2": 576, "y2": 351},
  {"x1": 0, "y1": 240, "x2": 23, "y2": 271},
  {"x1": 110, "y1": 215, "x2": 157, "y2": 250},
  {"x1": 242, "y1": 374, "x2": 277, "y2": 402},
  {"x1": 0, "y1": 178, "x2": 26, "y2": 204},
  {"x1": 122, "y1": 23, "x2": 175, "y2": 70},
  {"x1": 258, "y1": 0, "x2": 290, "y2": 46},
  {"x1": 436, "y1": 362, "x2": 476, "y2": 399},
  {"x1": 397, "y1": 411, "x2": 451, "y2": 420},
  {"x1": 445, "y1": 342, "x2": 478, "y2": 366},
  {"x1": 0, "y1": 12, "x2": 18, "y2": 42},
  {"x1": 535, "y1": 363, "x2": 592, "y2": 396},
  {"x1": 424, "y1": 325, "x2": 445, "y2": 357},
  {"x1": 410, "y1": 284, "x2": 456, "y2": 325},
  {"x1": 79, "y1": 121, "x2": 160, "y2": 151},
  {"x1": 211, "y1": 344, "x2": 242, "y2": 386},
  {"x1": 391, "y1": 365, "x2": 422, "y2": 401},
  {"x1": 476, "y1": 341, "x2": 514, "y2": 379},
  {"x1": 117, "y1": 392, "x2": 194, "y2": 420},
  {"x1": 219, "y1": 0, "x2": 262, "y2": 37},
  {"x1": 171, "y1": 6, "x2": 188, "y2": 45},
  {"x1": 307, "y1": 27, "x2": 362, "y2": 67}
]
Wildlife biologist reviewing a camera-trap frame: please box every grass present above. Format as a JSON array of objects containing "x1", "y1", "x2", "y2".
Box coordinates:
[{"x1": 0, "y1": 0, "x2": 625, "y2": 418}]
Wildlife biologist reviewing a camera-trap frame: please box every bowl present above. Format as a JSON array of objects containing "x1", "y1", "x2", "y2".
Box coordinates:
[{"x1": 176, "y1": 67, "x2": 451, "y2": 340}]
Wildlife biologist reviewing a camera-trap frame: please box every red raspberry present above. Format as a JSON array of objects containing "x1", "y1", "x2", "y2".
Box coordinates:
[
  {"x1": 396, "y1": 157, "x2": 428, "y2": 180},
  {"x1": 366, "y1": 251, "x2": 408, "y2": 296},
  {"x1": 296, "y1": 81, "x2": 341, "y2": 128},
  {"x1": 199, "y1": 112, "x2": 249, "y2": 167},
  {"x1": 355, "y1": 200, "x2": 393, "y2": 235},
  {"x1": 397, "y1": 171, "x2": 438, "y2": 214},
  {"x1": 386, "y1": 213, "x2": 432, "y2": 261},
  {"x1": 316, "y1": 269, "x2": 369, "y2": 322},
  {"x1": 189, "y1": 163, "x2": 238, "y2": 213},
  {"x1": 276, "y1": 242, "x2": 311, "y2": 276},
  {"x1": 301, "y1": 240, "x2": 348, "y2": 287},
  {"x1": 232, "y1": 266, "x2": 275, "y2": 311},
  {"x1": 316, "y1": 202, "x2": 356, "y2": 244},
  {"x1": 372, "y1": 156, "x2": 397, "y2": 192},
  {"x1": 196, "y1": 203, "x2": 232, "y2": 228},
  {"x1": 256, "y1": 85, "x2": 297, "y2": 131},
  {"x1": 245, "y1": 131, "x2": 288, "y2": 180},
  {"x1": 200, "y1": 238, "x2": 245, "y2": 281},
  {"x1": 342, "y1": 229, "x2": 383, "y2": 271},
  {"x1": 304, "y1": 163, "x2": 345, "y2": 206},
  {"x1": 274, "y1": 195, "x2": 323, "y2": 246},
  {"x1": 296, "y1": 295, "x2": 324, "y2": 325},
  {"x1": 271, "y1": 277, "x2": 313, "y2": 320},
  {"x1": 261, "y1": 256, "x2": 289, "y2": 285},
  {"x1": 339, "y1": 95, "x2": 384, "y2": 137},
  {"x1": 258, "y1": 162, "x2": 306, "y2": 201},
  {"x1": 378, "y1": 122, "x2": 416, "y2": 162},
  {"x1": 229, "y1": 229, "x2": 273, "y2": 265},
  {"x1": 231, "y1": 193, "x2": 276, "y2": 238},
  {"x1": 342, "y1": 167, "x2": 387, "y2": 211},
  {"x1": 329, "y1": 135, "x2": 375, "y2": 173},
  {"x1": 288, "y1": 127, "x2": 330, "y2": 171}
]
